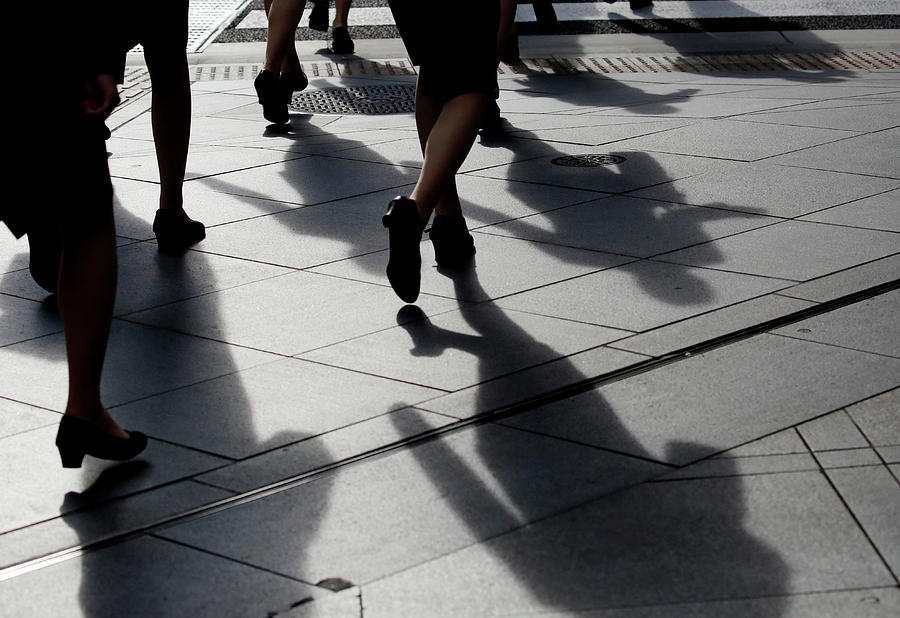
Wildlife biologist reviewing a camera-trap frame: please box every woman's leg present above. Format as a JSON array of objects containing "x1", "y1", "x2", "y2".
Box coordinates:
[
  {"x1": 58, "y1": 201, "x2": 126, "y2": 439},
  {"x1": 263, "y1": 0, "x2": 307, "y2": 73},
  {"x1": 410, "y1": 90, "x2": 491, "y2": 226}
]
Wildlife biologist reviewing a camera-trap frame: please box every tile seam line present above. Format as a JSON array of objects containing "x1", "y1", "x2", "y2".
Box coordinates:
[
  {"x1": 798, "y1": 431, "x2": 900, "y2": 586},
  {"x1": 2, "y1": 276, "x2": 898, "y2": 582}
]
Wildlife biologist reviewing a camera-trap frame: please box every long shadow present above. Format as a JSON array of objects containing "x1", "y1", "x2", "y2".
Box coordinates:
[
  {"x1": 473, "y1": 125, "x2": 770, "y2": 309},
  {"x1": 389, "y1": 269, "x2": 788, "y2": 613},
  {"x1": 604, "y1": 0, "x2": 849, "y2": 84},
  {"x1": 12, "y1": 202, "x2": 333, "y2": 613}
]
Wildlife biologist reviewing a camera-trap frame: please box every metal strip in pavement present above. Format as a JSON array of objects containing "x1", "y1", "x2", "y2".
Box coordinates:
[{"x1": 2, "y1": 276, "x2": 898, "y2": 582}]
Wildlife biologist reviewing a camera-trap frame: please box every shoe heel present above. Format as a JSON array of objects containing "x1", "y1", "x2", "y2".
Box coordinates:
[{"x1": 58, "y1": 444, "x2": 85, "y2": 469}]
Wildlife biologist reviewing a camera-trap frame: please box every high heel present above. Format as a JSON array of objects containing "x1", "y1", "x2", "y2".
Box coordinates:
[
  {"x1": 55, "y1": 415, "x2": 148, "y2": 469},
  {"x1": 153, "y1": 209, "x2": 206, "y2": 253},
  {"x1": 254, "y1": 69, "x2": 289, "y2": 125},
  {"x1": 279, "y1": 70, "x2": 308, "y2": 104},
  {"x1": 382, "y1": 196, "x2": 424, "y2": 303},
  {"x1": 429, "y1": 215, "x2": 475, "y2": 268}
]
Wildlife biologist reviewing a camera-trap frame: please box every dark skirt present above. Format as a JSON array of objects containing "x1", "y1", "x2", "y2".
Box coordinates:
[{"x1": 389, "y1": 0, "x2": 500, "y2": 97}]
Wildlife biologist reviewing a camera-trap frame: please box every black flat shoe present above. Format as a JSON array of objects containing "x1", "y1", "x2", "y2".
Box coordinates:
[
  {"x1": 331, "y1": 26, "x2": 354, "y2": 54},
  {"x1": 429, "y1": 215, "x2": 476, "y2": 269},
  {"x1": 382, "y1": 196, "x2": 423, "y2": 303},
  {"x1": 55, "y1": 415, "x2": 148, "y2": 468},
  {"x1": 254, "y1": 69, "x2": 289, "y2": 125},
  {"x1": 279, "y1": 70, "x2": 308, "y2": 104},
  {"x1": 309, "y1": 1, "x2": 328, "y2": 31},
  {"x1": 153, "y1": 209, "x2": 206, "y2": 253}
]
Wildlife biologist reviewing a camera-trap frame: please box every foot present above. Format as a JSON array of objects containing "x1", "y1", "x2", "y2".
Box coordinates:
[
  {"x1": 331, "y1": 26, "x2": 354, "y2": 54},
  {"x1": 55, "y1": 414, "x2": 147, "y2": 468},
  {"x1": 429, "y1": 215, "x2": 475, "y2": 268},
  {"x1": 153, "y1": 209, "x2": 206, "y2": 252},
  {"x1": 382, "y1": 196, "x2": 423, "y2": 303},
  {"x1": 254, "y1": 69, "x2": 289, "y2": 125}
]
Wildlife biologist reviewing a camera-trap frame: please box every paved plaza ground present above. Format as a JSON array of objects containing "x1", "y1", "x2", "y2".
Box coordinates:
[{"x1": 1, "y1": 30, "x2": 898, "y2": 617}]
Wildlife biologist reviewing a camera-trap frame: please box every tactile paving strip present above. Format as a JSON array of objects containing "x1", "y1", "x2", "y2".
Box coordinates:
[{"x1": 116, "y1": 51, "x2": 900, "y2": 110}]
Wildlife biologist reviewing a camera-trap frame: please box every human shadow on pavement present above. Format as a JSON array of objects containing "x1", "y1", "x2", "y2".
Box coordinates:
[
  {"x1": 389, "y1": 269, "x2": 788, "y2": 613},
  {"x1": 472, "y1": 125, "x2": 770, "y2": 310},
  {"x1": 37, "y1": 203, "x2": 333, "y2": 615},
  {"x1": 604, "y1": 1, "x2": 847, "y2": 84}
]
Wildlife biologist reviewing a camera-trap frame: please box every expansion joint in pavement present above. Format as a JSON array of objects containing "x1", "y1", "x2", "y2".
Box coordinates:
[{"x1": 2, "y1": 277, "x2": 897, "y2": 584}]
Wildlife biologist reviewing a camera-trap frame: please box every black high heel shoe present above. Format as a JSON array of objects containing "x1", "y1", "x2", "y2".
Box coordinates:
[
  {"x1": 55, "y1": 416, "x2": 148, "y2": 469},
  {"x1": 279, "y1": 70, "x2": 308, "y2": 104},
  {"x1": 254, "y1": 69, "x2": 289, "y2": 125},
  {"x1": 382, "y1": 196, "x2": 424, "y2": 303},
  {"x1": 153, "y1": 209, "x2": 206, "y2": 253},
  {"x1": 429, "y1": 216, "x2": 476, "y2": 269}
]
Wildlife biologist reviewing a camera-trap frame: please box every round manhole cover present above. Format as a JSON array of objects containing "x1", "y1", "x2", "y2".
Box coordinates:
[
  {"x1": 551, "y1": 154, "x2": 627, "y2": 167},
  {"x1": 290, "y1": 84, "x2": 416, "y2": 115}
]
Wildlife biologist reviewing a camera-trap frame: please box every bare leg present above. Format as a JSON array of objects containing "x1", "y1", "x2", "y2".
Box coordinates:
[
  {"x1": 410, "y1": 91, "x2": 491, "y2": 225},
  {"x1": 58, "y1": 206, "x2": 127, "y2": 439},
  {"x1": 144, "y1": 48, "x2": 191, "y2": 215},
  {"x1": 334, "y1": 0, "x2": 351, "y2": 28},
  {"x1": 263, "y1": 0, "x2": 308, "y2": 73}
]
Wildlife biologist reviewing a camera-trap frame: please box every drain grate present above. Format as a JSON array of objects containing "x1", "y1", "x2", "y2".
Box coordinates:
[
  {"x1": 552, "y1": 154, "x2": 627, "y2": 167},
  {"x1": 289, "y1": 84, "x2": 416, "y2": 115}
]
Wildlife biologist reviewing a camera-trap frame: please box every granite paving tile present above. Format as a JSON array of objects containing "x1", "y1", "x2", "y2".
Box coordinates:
[
  {"x1": 500, "y1": 334, "x2": 900, "y2": 465},
  {"x1": 366, "y1": 589, "x2": 900, "y2": 618},
  {"x1": 480, "y1": 194, "x2": 778, "y2": 258},
  {"x1": 766, "y1": 127, "x2": 900, "y2": 178},
  {"x1": 771, "y1": 289, "x2": 900, "y2": 357},
  {"x1": 297, "y1": 304, "x2": 627, "y2": 392},
  {"x1": 0, "y1": 320, "x2": 278, "y2": 411},
  {"x1": 112, "y1": 357, "x2": 443, "y2": 459},
  {"x1": 879, "y1": 447, "x2": 900, "y2": 464},
  {"x1": 816, "y1": 449, "x2": 883, "y2": 469},
  {"x1": 112, "y1": 176, "x2": 303, "y2": 240},
  {"x1": 659, "y1": 220, "x2": 900, "y2": 281},
  {"x1": 2, "y1": 242, "x2": 293, "y2": 316},
  {"x1": 613, "y1": 293, "x2": 816, "y2": 357},
  {"x1": 0, "y1": 480, "x2": 232, "y2": 569},
  {"x1": 0, "y1": 294, "x2": 62, "y2": 347},
  {"x1": 0, "y1": 424, "x2": 226, "y2": 533},
  {"x1": 502, "y1": 117, "x2": 697, "y2": 147},
  {"x1": 0, "y1": 536, "x2": 319, "y2": 618},
  {"x1": 195, "y1": 154, "x2": 418, "y2": 207},
  {"x1": 471, "y1": 149, "x2": 723, "y2": 194},
  {"x1": 126, "y1": 270, "x2": 459, "y2": 356},
  {"x1": 196, "y1": 407, "x2": 454, "y2": 493},
  {"x1": 846, "y1": 389, "x2": 900, "y2": 446},
  {"x1": 776, "y1": 254, "x2": 900, "y2": 303},
  {"x1": 359, "y1": 471, "x2": 894, "y2": 617},
  {"x1": 659, "y1": 453, "x2": 820, "y2": 480},
  {"x1": 739, "y1": 99, "x2": 900, "y2": 132},
  {"x1": 108, "y1": 144, "x2": 302, "y2": 184},
  {"x1": 310, "y1": 234, "x2": 632, "y2": 302},
  {"x1": 157, "y1": 422, "x2": 667, "y2": 585},
  {"x1": 0, "y1": 398, "x2": 57, "y2": 439},
  {"x1": 799, "y1": 188, "x2": 900, "y2": 232},
  {"x1": 610, "y1": 118, "x2": 856, "y2": 161},
  {"x1": 826, "y1": 466, "x2": 900, "y2": 576},
  {"x1": 495, "y1": 260, "x2": 793, "y2": 332},
  {"x1": 0, "y1": 237, "x2": 28, "y2": 276},
  {"x1": 590, "y1": 95, "x2": 814, "y2": 119},
  {"x1": 711, "y1": 428, "x2": 807, "y2": 458},
  {"x1": 798, "y1": 410, "x2": 870, "y2": 451},
  {"x1": 418, "y1": 346, "x2": 647, "y2": 420},
  {"x1": 629, "y1": 163, "x2": 899, "y2": 218}
]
